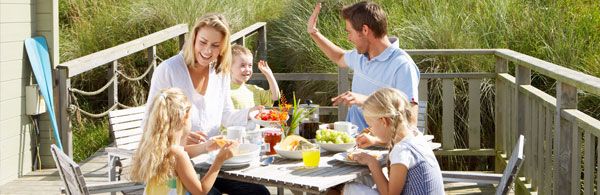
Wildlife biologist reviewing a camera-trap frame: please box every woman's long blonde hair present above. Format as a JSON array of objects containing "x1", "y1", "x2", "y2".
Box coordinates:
[
  {"x1": 183, "y1": 13, "x2": 232, "y2": 74},
  {"x1": 130, "y1": 88, "x2": 192, "y2": 184},
  {"x1": 361, "y1": 88, "x2": 414, "y2": 148}
]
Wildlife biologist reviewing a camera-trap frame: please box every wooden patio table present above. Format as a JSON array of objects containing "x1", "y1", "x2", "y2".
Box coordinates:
[{"x1": 192, "y1": 151, "x2": 384, "y2": 195}]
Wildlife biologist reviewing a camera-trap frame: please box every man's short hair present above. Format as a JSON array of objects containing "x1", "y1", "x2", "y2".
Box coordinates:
[{"x1": 341, "y1": 1, "x2": 387, "y2": 38}]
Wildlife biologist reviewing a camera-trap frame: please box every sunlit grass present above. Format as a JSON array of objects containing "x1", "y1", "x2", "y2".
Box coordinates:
[{"x1": 72, "y1": 119, "x2": 109, "y2": 162}]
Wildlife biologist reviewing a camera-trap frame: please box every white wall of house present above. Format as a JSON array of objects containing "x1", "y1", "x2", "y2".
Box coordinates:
[{"x1": 0, "y1": 0, "x2": 58, "y2": 185}]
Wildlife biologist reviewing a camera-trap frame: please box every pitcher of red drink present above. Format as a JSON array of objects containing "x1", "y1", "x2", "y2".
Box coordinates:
[{"x1": 263, "y1": 129, "x2": 282, "y2": 155}]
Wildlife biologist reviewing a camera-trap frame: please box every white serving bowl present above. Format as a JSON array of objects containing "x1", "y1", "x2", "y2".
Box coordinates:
[
  {"x1": 318, "y1": 142, "x2": 355, "y2": 152},
  {"x1": 210, "y1": 143, "x2": 260, "y2": 164},
  {"x1": 274, "y1": 144, "x2": 303, "y2": 159}
]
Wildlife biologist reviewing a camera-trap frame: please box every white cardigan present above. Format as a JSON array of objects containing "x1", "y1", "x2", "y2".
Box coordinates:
[{"x1": 146, "y1": 53, "x2": 250, "y2": 137}]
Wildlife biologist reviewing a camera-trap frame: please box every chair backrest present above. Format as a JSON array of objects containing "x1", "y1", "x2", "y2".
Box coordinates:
[
  {"x1": 417, "y1": 101, "x2": 428, "y2": 134},
  {"x1": 108, "y1": 106, "x2": 146, "y2": 151},
  {"x1": 496, "y1": 135, "x2": 525, "y2": 195},
  {"x1": 50, "y1": 144, "x2": 90, "y2": 195}
]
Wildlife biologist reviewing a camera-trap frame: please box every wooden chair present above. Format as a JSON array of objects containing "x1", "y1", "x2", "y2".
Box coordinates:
[
  {"x1": 50, "y1": 145, "x2": 144, "y2": 195},
  {"x1": 416, "y1": 101, "x2": 442, "y2": 150},
  {"x1": 105, "y1": 106, "x2": 145, "y2": 182},
  {"x1": 417, "y1": 101, "x2": 428, "y2": 135},
  {"x1": 442, "y1": 135, "x2": 525, "y2": 195}
]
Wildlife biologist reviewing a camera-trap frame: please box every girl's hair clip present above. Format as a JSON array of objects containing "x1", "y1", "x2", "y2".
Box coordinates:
[
  {"x1": 159, "y1": 92, "x2": 167, "y2": 101},
  {"x1": 179, "y1": 105, "x2": 187, "y2": 118}
]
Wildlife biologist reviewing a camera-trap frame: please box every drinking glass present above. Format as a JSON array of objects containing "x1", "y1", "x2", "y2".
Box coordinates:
[{"x1": 302, "y1": 145, "x2": 320, "y2": 168}]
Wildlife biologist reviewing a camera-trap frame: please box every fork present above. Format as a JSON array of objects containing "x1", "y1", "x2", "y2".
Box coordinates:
[
  {"x1": 349, "y1": 127, "x2": 373, "y2": 153},
  {"x1": 349, "y1": 144, "x2": 358, "y2": 153}
]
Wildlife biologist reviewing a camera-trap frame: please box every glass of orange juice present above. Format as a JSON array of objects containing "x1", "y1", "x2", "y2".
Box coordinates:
[{"x1": 302, "y1": 145, "x2": 320, "y2": 168}]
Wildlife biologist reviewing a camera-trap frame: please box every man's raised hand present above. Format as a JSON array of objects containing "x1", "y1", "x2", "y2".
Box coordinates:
[{"x1": 307, "y1": 2, "x2": 322, "y2": 34}]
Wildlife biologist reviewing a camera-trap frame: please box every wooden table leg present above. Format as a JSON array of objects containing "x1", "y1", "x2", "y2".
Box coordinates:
[{"x1": 277, "y1": 187, "x2": 284, "y2": 195}]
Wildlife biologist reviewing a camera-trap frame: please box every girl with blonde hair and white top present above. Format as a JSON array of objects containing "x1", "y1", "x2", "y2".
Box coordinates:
[
  {"x1": 343, "y1": 88, "x2": 444, "y2": 195},
  {"x1": 131, "y1": 88, "x2": 236, "y2": 195}
]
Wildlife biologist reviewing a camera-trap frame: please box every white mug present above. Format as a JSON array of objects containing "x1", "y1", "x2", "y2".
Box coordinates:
[
  {"x1": 333, "y1": 121, "x2": 358, "y2": 136},
  {"x1": 226, "y1": 126, "x2": 246, "y2": 143}
]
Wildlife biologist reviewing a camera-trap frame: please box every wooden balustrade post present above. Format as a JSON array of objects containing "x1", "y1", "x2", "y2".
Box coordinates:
[
  {"x1": 337, "y1": 67, "x2": 350, "y2": 121},
  {"x1": 554, "y1": 82, "x2": 577, "y2": 195},
  {"x1": 467, "y1": 78, "x2": 481, "y2": 150},
  {"x1": 495, "y1": 56, "x2": 508, "y2": 172},
  {"x1": 516, "y1": 65, "x2": 531, "y2": 137},
  {"x1": 258, "y1": 25, "x2": 267, "y2": 61},
  {"x1": 515, "y1": 64, "x2": 531, "y2": 181},
  {"x1": 234, "y1": 36, "x2": 245, "y2": 47},
  {"x1": 146, "y1": 46, "x2": 157, "y2": 82},
  {"x1": 179, "y1": 34, "x2": 186, "y2": 51},
  {"x1": 147, "y1": 46, "x2": 156, "y2": 68},
  {"x1": 442, "y1": 79, "x2": 455, "y2": 150},
  {"x1": 57, "y1": 68, "x2": 72, "y2": 157},
  {"x1": 108, "y1": 60, "x2": 118, "y2": 108}
]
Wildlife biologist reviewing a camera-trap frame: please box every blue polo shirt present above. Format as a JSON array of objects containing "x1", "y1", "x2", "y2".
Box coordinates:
[{"x1": 344, "y1": 45, "x2": 420, "y2": 131}]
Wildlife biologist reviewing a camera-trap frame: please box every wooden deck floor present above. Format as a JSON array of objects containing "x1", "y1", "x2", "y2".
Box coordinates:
[{"x1": 0, "y1": 148, "x2": 498, "y2": 195}]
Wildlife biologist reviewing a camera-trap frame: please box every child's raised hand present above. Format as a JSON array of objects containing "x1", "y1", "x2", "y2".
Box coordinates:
[{"x1": 257, "y1": 60, "x2": 273, "y2": 75}]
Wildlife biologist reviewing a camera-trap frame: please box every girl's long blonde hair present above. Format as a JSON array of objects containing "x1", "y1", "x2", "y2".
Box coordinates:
[
  {"x1": 130, "y1": 88, "x2": 191, "y2": 184},
  {"x1": 361, "y1": 88, "x2": 414, "y2": 148},
  {"x1": 183, "y1": 13, "x2": 232, "y2": 74}
]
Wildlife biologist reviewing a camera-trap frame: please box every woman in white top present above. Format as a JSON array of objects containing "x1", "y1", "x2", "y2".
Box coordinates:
[
  {"x1": 146, "y1": 14, "x2": 268, "y2": 195},
  {"x1": 341, "y1": 88, "x2": 444, "y2": 195}
]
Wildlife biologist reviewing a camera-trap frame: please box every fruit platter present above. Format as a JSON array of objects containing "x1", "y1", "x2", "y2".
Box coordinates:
[
  {"x1": 315, "y1": 129, "x2": 355, "y2": 152},
  {"x1": 250, "y1": 109, "x2": 289, "y2": 127}
]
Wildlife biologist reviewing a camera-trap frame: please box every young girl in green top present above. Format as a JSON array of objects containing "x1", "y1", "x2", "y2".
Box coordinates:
[
  {"x1": 130, "y1": 88, "x2": 236, "y2": 195},
  {"x1": 230, "y1": 44, "x2": 280, "y2": 109}
]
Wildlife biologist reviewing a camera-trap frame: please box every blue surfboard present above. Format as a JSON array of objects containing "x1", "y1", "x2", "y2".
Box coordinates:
[{"x1": 24, "y1": 37, "x2": 63, "y2": 151}]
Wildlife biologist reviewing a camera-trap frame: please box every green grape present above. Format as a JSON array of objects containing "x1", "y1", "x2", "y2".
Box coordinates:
[
  {"x1": 334, "y1": 137, "x2": 343, "y2": 144},
  {"x1": 324, "y1": 131, "x2": 332, "y2": 138},
  {"x1": 342, "y1": 136, "x2": 351, "y2": 143}
]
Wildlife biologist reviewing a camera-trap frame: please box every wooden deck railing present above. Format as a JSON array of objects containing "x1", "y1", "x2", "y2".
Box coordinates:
[
  {"x1": 53, "y1": 22, "x2": 600, "y2": 194},
  {"x1": 494, "y1": 49, "x2": 600, "y2": 195}
]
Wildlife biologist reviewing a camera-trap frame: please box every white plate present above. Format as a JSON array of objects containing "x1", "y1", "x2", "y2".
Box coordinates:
[
  {"x1": 208, "y1": 143, "x2": 260, "y2": 164},
  {"x1": 274, "y1": 144, "x2": 303, "y2": 159},
  {"x1": 333, "y1": 151, "x2": 387, "y2": 166},
  {"x1": 332, "y1": 152, "x2": 361, "y2": 165},
  {"x1": 318, "y1": 142, "x2": 355, "y2": 152},
  {"x1": 206, "y1": 156, "x2": 251, "y2": 168},
  {"x1": 249, "y1": 110, "x2": 288, "y2": 127}
]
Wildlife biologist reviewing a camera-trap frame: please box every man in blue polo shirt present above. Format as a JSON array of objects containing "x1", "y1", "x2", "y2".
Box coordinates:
[{"x1": 307, "y1": 1, "x2": 420, "y2": 143}]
